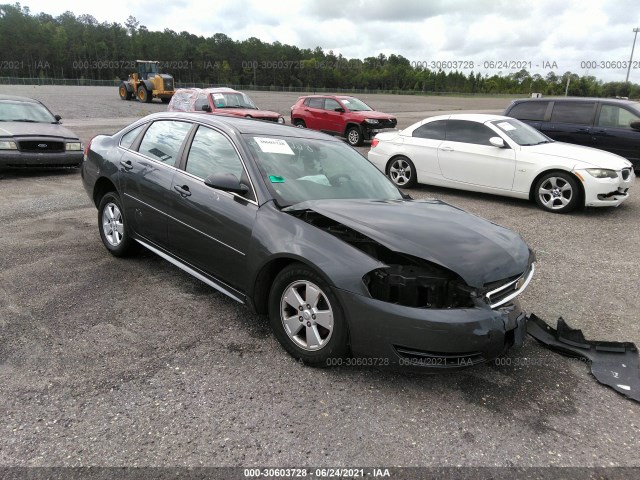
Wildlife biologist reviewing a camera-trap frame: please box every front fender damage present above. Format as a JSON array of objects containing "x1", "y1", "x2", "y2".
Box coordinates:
[{"x1": 527, "y1": 314, "x2": 640, "y2": 403}]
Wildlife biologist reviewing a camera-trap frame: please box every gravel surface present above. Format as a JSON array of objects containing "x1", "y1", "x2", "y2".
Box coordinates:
[{"x1": 0, "y1": 86, "x2": 639, "y2": 469}]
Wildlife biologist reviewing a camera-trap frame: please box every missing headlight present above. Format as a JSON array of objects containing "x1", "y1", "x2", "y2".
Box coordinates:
[{"x1": 363, "y1": 265, "x2": 475, "y2": 309}]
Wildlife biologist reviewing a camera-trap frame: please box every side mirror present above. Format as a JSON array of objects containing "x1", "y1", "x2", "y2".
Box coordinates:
[
  {"x1": 204, "y1": 172, "x2": 249, "y2": 195},
  {"x1": 202, "y1": 105, "x2": 212, "y2": 112},
  {"x1": 54, "y1": 114, "x2": 62, "y2": 123},
  {"x1": 334, "y1": 107, "x2": 345, "y2": 113},
  {"x1": 489, "y1": 136, "x2": 505, "y2": 148},
  {"x1": 630, "y1": 120, "x2": 640, "y2": 131}
]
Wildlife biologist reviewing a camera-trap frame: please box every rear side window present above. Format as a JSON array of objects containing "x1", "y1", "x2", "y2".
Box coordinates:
[
  {"x1": 413, "y1": 120, "x2": 446, "y2": 140},
  {"x1": 550, "y1": 102, "x2": 595, "y2": 125},
  {"x1": 445, "y1": 120, "x2": 494, "y2": 146},
  {"x1": 120, "y1": 124, "x2": 145, "y2": 149},
  {"x1": 169, "y1": 91, "x2": 192, "y2": 112},
  {"x1": 139, "y1": 120, "x2": 192, "y2": 166},
  {"x1": 597, "y1": 105, "x2": 640, "y2": 129},
  {"x1": 508, "y1": 101, "x2": 549, "y2": 121}
]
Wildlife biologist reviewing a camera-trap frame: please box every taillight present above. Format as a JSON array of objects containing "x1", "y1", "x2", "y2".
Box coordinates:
[
  {"x1": 371, "y1": 138, "x2": 379, "y2": 148},
  {"x1": 84, "y1": 137, "x2": 93, "y2": 157}
]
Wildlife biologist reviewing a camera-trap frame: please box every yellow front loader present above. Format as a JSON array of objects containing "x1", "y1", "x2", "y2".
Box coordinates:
[{"x1": 118, "y1": 61, "x2": 175, "y2": 103}]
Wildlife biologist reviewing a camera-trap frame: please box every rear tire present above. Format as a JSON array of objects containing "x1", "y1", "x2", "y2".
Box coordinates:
[
  {"x1": 387, "y1": 156, "x2": 417, "y2": 188},
  {"x1": 268, "y1": 263, "x2": 349, "y2": 367},
  {"x1": 97, "y1": 192, "x2": 137, "y2": 257},
  {"x1": 119, "y1": 83, "x2": 132, "y2": 100}
]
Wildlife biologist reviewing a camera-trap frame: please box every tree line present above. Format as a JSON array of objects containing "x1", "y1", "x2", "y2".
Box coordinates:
[{"x1": 1, "y1": 2, "x2": 639, "y2": 98}]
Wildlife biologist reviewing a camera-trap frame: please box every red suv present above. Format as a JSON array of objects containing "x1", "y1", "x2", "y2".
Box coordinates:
[
  {"x1": 290, "y1": 95, "x2": 397, "y2": 146},
  {"x1": 168, "y1": 87, "x2": 285, "y2": 124}
]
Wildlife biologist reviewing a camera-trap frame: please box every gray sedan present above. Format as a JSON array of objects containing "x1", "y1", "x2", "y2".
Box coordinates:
[{"x1": 81, "y1": 112, "x2": 534, "y2": 369}]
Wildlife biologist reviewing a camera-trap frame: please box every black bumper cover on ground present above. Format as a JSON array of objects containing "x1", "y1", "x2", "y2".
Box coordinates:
[{"x1": 527, "y1": 314, "x2": 640, "y2": 403}]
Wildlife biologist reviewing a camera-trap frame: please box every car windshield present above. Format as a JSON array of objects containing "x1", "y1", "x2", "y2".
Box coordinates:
[
  {"x1": 210, "y1": 92, "x2": 258, "y2": 109},
  {"x1": 490, "y1": 118, "x2": 552, "y2": 146},
  {"x1": 0, "y1": 100, "x2": 57, "y2": 123},
  {"x1": 340, "y1": 97, "x2": 372, "y2": 112},
  {"x1": 244, "y1": 135, "x2": 403, "y2": 207}
]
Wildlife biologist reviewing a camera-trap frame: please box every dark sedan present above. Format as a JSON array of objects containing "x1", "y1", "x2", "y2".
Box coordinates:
[
  {"x1": 81, "y1": 112, "x2": 535, "y2": 369},
  {"x1": 0, "y1": 94, "x2": 83, "y2": 168}
]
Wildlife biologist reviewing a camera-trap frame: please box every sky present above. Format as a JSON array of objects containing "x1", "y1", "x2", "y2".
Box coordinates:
[{"x1": 14, "y1": 0, "x2": 640, "y2": 82}]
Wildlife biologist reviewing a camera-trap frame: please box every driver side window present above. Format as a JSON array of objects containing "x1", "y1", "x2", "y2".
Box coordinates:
[{"x1": 445, "y1": 120, "x2": 494, "y2": 146}]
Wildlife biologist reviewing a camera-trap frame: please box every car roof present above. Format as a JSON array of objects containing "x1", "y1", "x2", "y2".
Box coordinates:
[
  {"x1": 174, "y1": 87, "x2": 240, "y2": 95},
  {"x1": 133, "y1": 111, "x2": 342, "y2": 141},
  {"x1": 0, "y1": 94, "x2": 42, "y2": 103},
  {"x1": 511, "y1": 97, "x2": 639, "y2": 106},
  {"x1": 426, "y1": 113, "x2": 512, "y2": 123}
]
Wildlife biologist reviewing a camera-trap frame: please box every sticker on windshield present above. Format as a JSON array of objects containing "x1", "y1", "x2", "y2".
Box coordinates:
[
  {"x1": 269, "y1": 175, "x2": 285, "y2": 183},
  {"x1": 254, "y1": 137, "x2": 295, "y2": 155},
  {"x1": 212, "y1": 93, "x2": 224, "y2": 100},
  {"x1": 497, "y1": 122, "x2": 516, "y2": 131}
]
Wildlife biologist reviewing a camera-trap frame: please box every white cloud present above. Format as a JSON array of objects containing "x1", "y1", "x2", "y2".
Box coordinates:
[{"x1": 16, "y1": 0, "x2": 640, "y2": 82}]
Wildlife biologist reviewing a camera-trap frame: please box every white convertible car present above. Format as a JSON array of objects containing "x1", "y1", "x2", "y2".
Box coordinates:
[{"x1": 368, "y1": 114, "x2": 635, "y2": 213}]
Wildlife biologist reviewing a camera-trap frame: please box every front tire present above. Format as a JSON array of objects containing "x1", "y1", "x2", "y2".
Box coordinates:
[
  {"x1": 346, "y1": 126, "x2": 363, "y2": 146},
  {"x1": 97, "y1": 192, "x2": 137, "y2": 257},
  {"x1": 534, "y1": 171, "x2": 580, "y2": 213},
  {"x1": 387, "y1": 156, "x2": 417, "y2": 188},
  {"x1": 294, "y1": 119, "x2": 306, "y2": 128},
  {"x1": 137, "y1": 86, "x2": 152, "y2": 103},
  {"x1": 268, "y1": 264, "x2": 349, "y2": 366}
]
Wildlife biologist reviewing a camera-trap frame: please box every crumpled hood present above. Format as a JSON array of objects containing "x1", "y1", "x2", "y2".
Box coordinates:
[
  {"x1": 526, "y1": 142, "x2": 632, "y2": 169},
  {"x1": 285, "y1": 199, "x2": 532, "y2": 288},
  {"x1": 0, "y1": 122, "x2": 80, "y2": 139}
]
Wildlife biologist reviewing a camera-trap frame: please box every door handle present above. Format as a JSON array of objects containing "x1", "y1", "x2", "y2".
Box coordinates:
[
  {"x1": 119, "y1": 160, "x2": 133, "y2": 170},
  {"x1": 440, "y1": 146, "x2": 454, "y2": 152},
  {"x1": 174, "y1": 184, "x2": 192, "y2": 197}
]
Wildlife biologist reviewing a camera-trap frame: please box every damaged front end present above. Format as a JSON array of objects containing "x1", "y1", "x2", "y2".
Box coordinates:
[{"x1": 288, "y1": 205, "x2": 535, "y2": 369}]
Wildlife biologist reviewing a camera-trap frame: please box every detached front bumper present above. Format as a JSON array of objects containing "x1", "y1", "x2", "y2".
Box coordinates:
[
  {"x1": 334, "y1": 287, "x2": 527, "y2": 371},
  {"x1": 578, "y1": 168, "x2": 635, "y2": 207}
]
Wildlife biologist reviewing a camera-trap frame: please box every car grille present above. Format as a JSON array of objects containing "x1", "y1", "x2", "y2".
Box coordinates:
[
  {"x1": 18, "y1": 141, "x2": 65, "y2": 152},
  {"x1": 621, "y1": 168, "x2": 631, "y2": 181},
  {"x1": 377, "y1": 118, "x2": 397, "y2": 129},
  {"x1": 394, "y1": 346, "x2": 485, "y2": 367},
  {"x1": 164, "y1": 78, "x2": 174, "y2": 91},
  {"x1": 485, "y1": 263, "x2": 535, "y2": 309}
]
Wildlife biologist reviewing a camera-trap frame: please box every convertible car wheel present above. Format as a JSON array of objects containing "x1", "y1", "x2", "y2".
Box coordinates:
[
  {"x1": 98, "y1": 192, "x2": 137, "y2": 257},
  {"x1": 269, "y1": 264, "x2": 349, "y2": 366},
  {"x1": 388, "y1": 156, "x2": 417, "y2": 188},
  {"x1": 534, "y1": 172, "x2": 580, "y2": 213}
]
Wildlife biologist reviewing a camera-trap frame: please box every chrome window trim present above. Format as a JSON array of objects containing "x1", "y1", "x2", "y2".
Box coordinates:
[
  {"x1": 124, "y1": 192, "x2": 246, "y2": 256},
  {"x1": 487, "y1": 263, "x2": 535, "y2": 308},
  {"x1": 135, "y1": 238, "x2": 244, "y2": 304}
]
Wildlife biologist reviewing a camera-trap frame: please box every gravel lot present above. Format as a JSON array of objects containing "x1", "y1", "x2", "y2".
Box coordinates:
[{"x1": 0, "y1": 86, "x2": 639, "y2": 470}]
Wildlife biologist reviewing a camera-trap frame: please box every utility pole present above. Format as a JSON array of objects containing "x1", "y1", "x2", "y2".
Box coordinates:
[{"x1": 626, "y1": 27, "x2": 640, "y2": 83}]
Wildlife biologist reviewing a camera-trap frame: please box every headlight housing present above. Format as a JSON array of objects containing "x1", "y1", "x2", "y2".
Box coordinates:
[
  {"x1": 65, "y1": 142, "x2": 82, "y2": 151},
  {"x1": 277, "y1": 116, "x2": 285, "y2": 124},
  {"x1": 0, "y1": 140, "x2": 17, "y2": 150},
  {"x1": 585, "y1": 168, "x2": 618, "y2": 179},
  {"x1": 364, "y1": 118, "x2": 379, "y2": 125}
]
